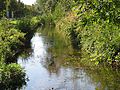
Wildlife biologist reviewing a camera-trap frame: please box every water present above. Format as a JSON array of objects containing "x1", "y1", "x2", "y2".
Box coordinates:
[{"x1": 17, "y1": 32, "x2": 120, "y2": 90}]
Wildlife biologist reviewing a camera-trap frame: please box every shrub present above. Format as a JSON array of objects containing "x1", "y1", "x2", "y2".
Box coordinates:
[
  {"x1": 55, "y1": 0, "x2": 120, "y2": 65},
  {"x1": 71, "y1": 0, "x2": 120, "y2": 64},
  {"x1": 0, "y1": 19, "x2": 24, "y2": 62},
  {"x1": 0, "y1": 63, "x2": 26, "y2": 90},
  {"x1": 16, "y1": 17, "x2": 36, "y2": 47}
]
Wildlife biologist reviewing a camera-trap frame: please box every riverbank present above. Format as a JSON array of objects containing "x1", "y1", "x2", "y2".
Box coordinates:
[
  {"x1": 39, "y1": 1, "x2": 120, "y2": 67},
  {"x1": 0, "y1": 17, "x2": 41, "y2": 89},
  {"x1": 17, "y1": 30, "x2": 120, "y2": 90},
  {"x1": 56, "y1": 11, "x2": 120, "y2": 67}
]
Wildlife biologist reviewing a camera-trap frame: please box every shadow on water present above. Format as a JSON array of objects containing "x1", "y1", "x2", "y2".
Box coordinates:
[{"x1": 17, "y1": 27, "x2": 120, "y2": 90}]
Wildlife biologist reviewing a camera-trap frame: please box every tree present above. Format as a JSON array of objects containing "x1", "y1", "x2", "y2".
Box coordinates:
[{"x1": 0, "y1": 0, "x2": 6, "y2": 17}]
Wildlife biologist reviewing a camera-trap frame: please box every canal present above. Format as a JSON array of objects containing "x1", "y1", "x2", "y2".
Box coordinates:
[{"x1": 17, "y1": 28, "x2": 120, "y2": 90}]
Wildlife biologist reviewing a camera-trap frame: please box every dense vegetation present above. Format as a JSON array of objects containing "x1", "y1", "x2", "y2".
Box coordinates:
[
  {"x1": 0, "y1": 14, "x2": 40, "y2": 90},
  {"x1": 0, "y1": 18, "x2": 26, "y2": 89},
  {"x1": 0, "y1": 0, "x2": 42, "y2": 88},
  {"x1": 0, "y1": 16, "x2": 41, "y2": 89},
  {"x1": 71, "y1": 0, "x2": 120, "y2": 65},
  {"x1": 36, "y1": 0, "x2": 120, "y2": 66},
  {"x1": 0, "y1": 0, "x2": 120, "y2": 89},
  {"x1": 0, "y1": 63, "x2": 26, "y2": 89},
  {"x1": 0, "y1": 0, "x2": 37, "y2": 18}
]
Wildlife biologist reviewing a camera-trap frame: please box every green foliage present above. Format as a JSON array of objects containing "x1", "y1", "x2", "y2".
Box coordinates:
[
  {"x1": 35, "y1": 0, "x2": 120, "y2": 65},
  {"x1": 78, "y1": 22, "x2": 120, "y2": 63},
  {"x1": 0, "y1": 16, "x2": 42, "y2": 89},
  {"x1": 36, "y1": 0, "x2": 57, "y2": 14},
  {"x1": 36, "y1": 0, "x2": 75, "y2": 24},
  {"x1": 0, "y1": 63, "x2": 26, "y2": 89},
  {"x1": 0, "y1": 19, "x2": 24, "y2": 62},
  {"x1": 48, "y1": 0, "x2": 120, "y2": 65},
  {"x1": 0, "y1": 0, "x2": 37, "y2": 18},
  {"x1": 52, "y1": 2, "x2": 66, "y2": 20},
  {"x1": 16, "y1": 17, "x2": 40, "y2": 45},
  {"x1": 17, "y1": 18, "x2": 33, "y2": 33},
  {"x1": 69, "y1": 0, "x2": 120, "y2": 64},
  {"x1": 0, "y1": 17, "x2": 40, "y2": 89}
]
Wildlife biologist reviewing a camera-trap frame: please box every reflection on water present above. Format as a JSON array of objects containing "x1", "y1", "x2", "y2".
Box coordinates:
[{"x1": 18, "y1": 32, "x2": 120, "y2": 90}]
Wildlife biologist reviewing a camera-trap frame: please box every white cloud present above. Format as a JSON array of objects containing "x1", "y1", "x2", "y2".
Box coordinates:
[{"x1": 21, "y1": 0, "x2": 36, "y2": 5}]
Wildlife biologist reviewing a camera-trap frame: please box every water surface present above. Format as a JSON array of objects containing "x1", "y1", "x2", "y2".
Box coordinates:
[{"x1": 18, "y1": 32, "x2": 120, "y2": 90}]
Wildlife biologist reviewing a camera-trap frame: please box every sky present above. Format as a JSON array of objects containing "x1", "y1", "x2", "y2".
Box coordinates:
[{"x1": 21, "y1": 0, "x2": 36, "y2": 5}]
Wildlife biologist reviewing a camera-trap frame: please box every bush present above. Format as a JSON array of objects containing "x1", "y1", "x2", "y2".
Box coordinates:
[
  {"x1": 0, "y1": 19, "x2": 28, "y2": 89},
  {"x1": 70, "y1": 0, "x2": 120, "y2": 64},
  {"x1": 55, "y1": 0, "x2": 120, "y2": 65},
  {"x1": 16, "y1": 17, "x2": 37, "y2": 47},
  {"x1": 0, "y1": 19, "x2": 24, "y2": 62},
  {"x1": 0, "y1": 63, "x2": 26, "y2": 90}
]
